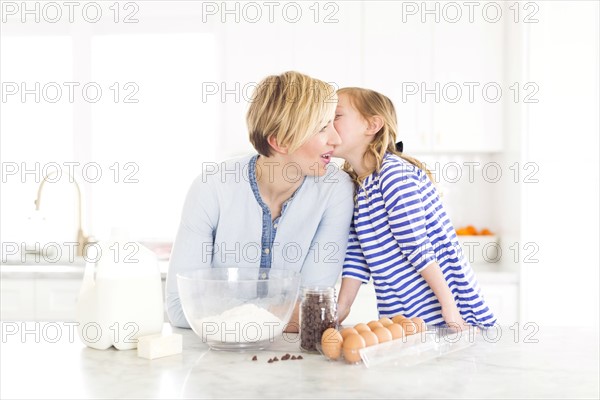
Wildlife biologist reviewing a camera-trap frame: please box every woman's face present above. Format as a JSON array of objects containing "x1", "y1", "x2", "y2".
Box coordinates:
[
  {"x1": 332, "y1": 94, "x2": 369, "y2": 159},
  {"x1": 288, "y1": 119, "x2": 342, "y2": 177}
]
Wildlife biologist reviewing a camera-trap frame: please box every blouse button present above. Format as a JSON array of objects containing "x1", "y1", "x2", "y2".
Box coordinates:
[{"x1": 264, "y1": 248, "x2": 270, "y2": 255}]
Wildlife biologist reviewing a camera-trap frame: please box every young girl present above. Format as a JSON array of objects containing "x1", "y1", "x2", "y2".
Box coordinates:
[{"x1": 334, "y1": 87, "x2": 496, "y2": 328}]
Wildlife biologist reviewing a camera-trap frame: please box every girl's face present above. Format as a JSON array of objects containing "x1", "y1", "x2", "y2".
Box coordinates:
[
  {"x1": 287, "y1": 119, "x2": 342, "y2": 177},
  {"x1": 332, "y1": 94, "x2": 370, "y2": 159}
]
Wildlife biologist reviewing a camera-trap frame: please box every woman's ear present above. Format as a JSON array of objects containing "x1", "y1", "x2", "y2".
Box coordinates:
[
  {"x1": 267, "y1": 135, "x2": 288, "y2": 154},
  {"x1": 366, "y1": 116, "x2": 384, "y2": 136}
]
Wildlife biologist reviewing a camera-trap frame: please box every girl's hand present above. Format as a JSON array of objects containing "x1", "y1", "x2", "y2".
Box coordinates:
[
  {"x1": 336, "y1": 304, "x2": 350, "y2": 324},
  {"x1": 441, "y1": 304, "x2": 470, "y2": 331},
  {"x1": 337, "y1": 278, "x2": 362, "y2": 325}
]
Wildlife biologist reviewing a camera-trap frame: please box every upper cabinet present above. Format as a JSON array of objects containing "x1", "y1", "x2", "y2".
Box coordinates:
[
  {"x1": 363, "y1": 1, "x2": 434, "y2": 153},
  {"x1": 432, "y1": 11, "x2": 505, "y2": 152},
  {"x1": 216, "y1": 1, "x2": 506, "y2": 156},
  {"x1": 363, "y1": 1, "x2": 505, "y2": 153},
  {"x1": 291, "y1": 1, "x2": 362, "y2": 88}
]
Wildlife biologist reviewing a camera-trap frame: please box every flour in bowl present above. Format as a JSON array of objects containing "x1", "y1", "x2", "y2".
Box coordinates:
[{"x1": 195, "y1": 303, "x2": 285, "y2": 343}]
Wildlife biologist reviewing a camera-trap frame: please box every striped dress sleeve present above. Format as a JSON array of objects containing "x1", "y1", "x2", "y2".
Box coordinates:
[
  {"x1": 379, "y1": 163, "x2": 437, "y2": 273},
  {"x1": 341, "y1": 220, "x2": 371, "y2": 283}
]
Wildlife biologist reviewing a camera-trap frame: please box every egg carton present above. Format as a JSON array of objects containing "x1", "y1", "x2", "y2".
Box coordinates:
[{"x1": 358, "y1": 325, "x2": 476, "y2": 368}]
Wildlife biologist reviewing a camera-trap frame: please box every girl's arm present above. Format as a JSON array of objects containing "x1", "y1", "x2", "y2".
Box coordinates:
[
  {"x1": 337, "y1": 278, "x2": 363, "y2": 323},
  {"x1": 420, "y1": 261, "x2": 469, "y2": 329}
]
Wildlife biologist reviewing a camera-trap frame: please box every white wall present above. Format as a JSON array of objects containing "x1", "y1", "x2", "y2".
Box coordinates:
[{"x1": 522, "y1": 1, "x2": 599, "y2": 327}]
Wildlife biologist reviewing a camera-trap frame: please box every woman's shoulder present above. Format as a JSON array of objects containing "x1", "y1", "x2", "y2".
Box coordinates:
[{"x1": 191, "y1": 154, "x2": 254, "y2": 187}]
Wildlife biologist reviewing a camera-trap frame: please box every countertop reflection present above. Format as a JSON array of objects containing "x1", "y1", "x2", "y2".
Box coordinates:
[{"x1": 1, "y1": 322, "x2": 598, "y2": 399}]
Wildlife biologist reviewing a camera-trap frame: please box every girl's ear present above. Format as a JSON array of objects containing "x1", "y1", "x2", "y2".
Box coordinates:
[
  {"x1": 267, "y1": 135, "x2": 288, "y2": 154},
  {"x1": 366, "y1": 116, "x2": 384, "y2": 136}
]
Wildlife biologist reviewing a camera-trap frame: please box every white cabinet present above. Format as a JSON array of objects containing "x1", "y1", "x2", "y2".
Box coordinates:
[
  {"x1": 335, "y1": 279, "x2": 378, "y2": 325},
  {"x1": 1, "y1": 279, "x2": 36, "y2": 320},
  {"x1": 363, "y1": 1, "x2": 434, "y2": 153},
  {"x1": 337, "y1": 279, "x2": 519, "y2": 327},
  {"x1": 478, "y1": 282, "x2": 519, "y2": 325},
  {"x1": 1, "y1": 271, "x2": 169, "y2": 322},
  {"x1": 35, "y1": 279, "x2": 81, "y2": 321},
  {"x1": 431, "y1": 17, "x2": 504, "y2": 152},
  {"x1": 0, "y1": 277, "x2": 81, "y2": 321},
  {"x1": 363, "y1": 1, "x2": 504, "y2": 153}
]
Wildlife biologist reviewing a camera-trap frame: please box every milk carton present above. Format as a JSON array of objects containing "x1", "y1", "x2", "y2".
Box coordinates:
[{"x1": 75, "y1": 239, "x2": 164, "y2": 350}]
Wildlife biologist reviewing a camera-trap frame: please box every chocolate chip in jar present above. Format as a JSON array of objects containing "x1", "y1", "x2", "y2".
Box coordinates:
[{"x1": 300, "y1": 286, "x2": 338, "y2": 353}]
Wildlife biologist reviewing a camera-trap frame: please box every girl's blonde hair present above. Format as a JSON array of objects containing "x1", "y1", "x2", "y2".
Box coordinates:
[
  {"x1": 337, "y1": 87, "x2": 432, "y2": 186},
  {"x1": 247, "y1": 71, "x2": 337, "y2": 156}
]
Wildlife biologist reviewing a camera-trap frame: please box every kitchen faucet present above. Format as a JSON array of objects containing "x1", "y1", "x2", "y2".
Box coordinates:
[{"x1": 34, "y1": 172, "x2": 92, "y2": 258}]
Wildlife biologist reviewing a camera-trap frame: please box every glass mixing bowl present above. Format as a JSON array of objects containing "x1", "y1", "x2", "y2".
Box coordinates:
[{"x1": 177, "y1": 267, "x2": 301, "y2": 351}]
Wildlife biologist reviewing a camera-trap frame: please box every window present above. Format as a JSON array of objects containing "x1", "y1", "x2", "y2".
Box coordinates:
[
  {"x1": 89, "y1": 33, "x2": 218, "y2": 240},
  {"x1": 1, "y1": 28, "x2": 219, "y2": 249}
]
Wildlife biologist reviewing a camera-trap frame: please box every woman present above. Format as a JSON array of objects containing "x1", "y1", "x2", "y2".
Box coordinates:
[{"x1": 166, "y1": 71, "x2": 354, "y2": 329}]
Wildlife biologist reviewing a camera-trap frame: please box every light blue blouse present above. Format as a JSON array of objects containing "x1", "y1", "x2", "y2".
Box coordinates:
[{"x1": 166, "y1": 154, "x2": 354, "y2": 328}]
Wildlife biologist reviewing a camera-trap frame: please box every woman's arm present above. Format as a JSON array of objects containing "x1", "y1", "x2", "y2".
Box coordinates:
[
  {"x1": 166, "y1": 174, "x2": 218, "y2": 328},
  {"x1": 284, "y1": 303, "x2": 300, "y2": 333},
  {"x1": 420, "y1": 261, "x2": 469, "y2": 329},
  {"x1": 299, "y1": 169, "x2": 354, "y2": 287}
]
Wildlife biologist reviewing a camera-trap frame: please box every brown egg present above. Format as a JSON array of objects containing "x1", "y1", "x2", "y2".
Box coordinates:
[
  {"x1": 342, "y1": 334, "x2": 366, "y2": 364},
  {"x1": 340, "y1": 327, "x2": 359, "y2": 339},
  {"x1": 354, "y1": 323, "x2": 371, "y2": 333},
  {"x1": 401, "y1": 319, "x2": 418, "y2": 336},
  {"x1": 321, "y1": 328, "x2": 343, "y2": 360},
  {"x1": 411, "y1": 317, "x2": 427, "y2": 333},
  {"x1": 386, "y1": 323, "x2": 405, "y2": 340},
  {"x1": 378, "y1": 317, "x2": 394, "y2": 327},
  {"x1": 367, "y1": 320, "x2": 384, "y2": 330},
  {"x1": 359, "y1": 330, "x2": 379, "y2": 347},
  {"x1": 372, "y1": 326, "x2": 393, "y2": 343},
  {"x1": 392, "y1": 314, "x2": 410, "y2": 325}
]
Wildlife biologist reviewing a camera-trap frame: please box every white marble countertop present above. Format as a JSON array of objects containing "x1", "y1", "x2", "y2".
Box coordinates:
[{"x1": 1, "y1": 322, "x2": 597, "y2": 399}]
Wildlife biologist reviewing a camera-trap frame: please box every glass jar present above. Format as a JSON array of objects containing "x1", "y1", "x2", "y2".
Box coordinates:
[{"x1": 300, "y1": 286, "x2": 338, "y2": 353}]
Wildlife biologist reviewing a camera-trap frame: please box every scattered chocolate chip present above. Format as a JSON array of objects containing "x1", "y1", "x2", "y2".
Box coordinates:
[
  {"x1": 252, "y1": 355, "x2": 257, "y2": 361},
  {"x1": 267, "y1": 358, "x2": 273, "y2": 363},
  {"x1": 273, "y1": 357, "x2": 279, "y2": 361},
  {"x1": 296, "y1": 355, "x2": 303, "y2": 360},
  {"x1": 291, "y1": 355, "x2": 297, "y2": 360}
]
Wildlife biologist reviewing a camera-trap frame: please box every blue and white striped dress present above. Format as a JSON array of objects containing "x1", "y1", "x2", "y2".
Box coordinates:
[{"x1": 342, "y1": 153, "x2": 496, "y2": 327}]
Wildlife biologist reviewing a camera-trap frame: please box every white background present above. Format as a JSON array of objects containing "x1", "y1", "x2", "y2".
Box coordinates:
[{"x1": 1, "y1": 1, "x2": 598, "y2": 328}]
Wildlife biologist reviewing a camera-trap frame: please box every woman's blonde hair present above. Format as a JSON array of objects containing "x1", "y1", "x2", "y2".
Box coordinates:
[
  {"x1": 247, "y1": 71, "x2": 336, "y2": 156},
  {"x1": 337, "y1": 87, "x2": 432, "y2": 186}
]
